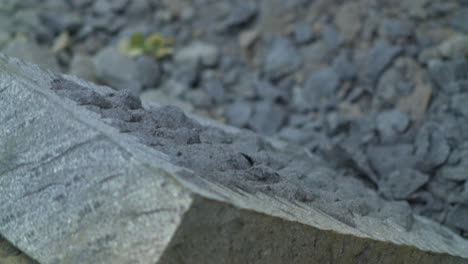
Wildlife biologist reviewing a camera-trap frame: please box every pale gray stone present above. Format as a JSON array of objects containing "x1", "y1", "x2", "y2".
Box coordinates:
[
  {"x1": 263, "y1": 37, "x2": 302, "y2": 80},
  {"x1": 93, "y1": 47, "x2": 139, "y2": 90},
  {"x1": 376, "y1": 110, "x2": 410, "y2": 142},
  {"x1": 69, "y1": 54, "x2": 96, "y2": 81},
  {"x1": 2, "y1": 38, "x2": 59, "y2": 72},
  {"x1": 1, "y1": 54, "x2": 468, "y2": 264},
  {"x1": 174, "y1": 41, "x2": 220, "y2": 67}
]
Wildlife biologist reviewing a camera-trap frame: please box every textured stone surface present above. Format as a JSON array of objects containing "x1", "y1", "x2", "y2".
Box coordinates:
[{"x1": 1, "y1": 54, "x2": 468, "y2": 263}]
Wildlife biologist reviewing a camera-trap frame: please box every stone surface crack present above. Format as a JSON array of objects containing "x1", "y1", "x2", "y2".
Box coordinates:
[
  {"x1": 36, "y1": 135, "x2": 105, "y2": 169},
  {"x1": 97, "y1": 173, "x2": 124, "y2": 185},
  {"x1": 0, "y1": 84, "x2": 10, "y2": 94},
  {"x1": 0, "y1": 161, "x2": 34, "y2": 177},
  {"x1": 134, "y1": 208, "x2": 178, "y2": 217},
  {"x1": 21, "y1": 183, "x2": 64, "y2": 200}
]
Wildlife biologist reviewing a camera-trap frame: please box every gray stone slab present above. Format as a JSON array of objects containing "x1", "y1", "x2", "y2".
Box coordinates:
[{"x1": 1, "y1": 53, "x2": 468, "y2": 263}]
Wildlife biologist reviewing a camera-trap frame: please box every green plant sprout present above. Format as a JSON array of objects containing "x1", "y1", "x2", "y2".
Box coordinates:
[{"x1": 119, "y1": 32, "x2": 174, "y2": 59}]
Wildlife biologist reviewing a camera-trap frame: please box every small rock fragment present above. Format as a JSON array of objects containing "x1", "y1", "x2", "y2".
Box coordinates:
[
  {"x1": 293, "y1": 23, "x2": 313, "y2": 44},
  {"x1": 263, "y1": 37, "x2": 302, "y2": 80},
  {"x1": 304, "y1": 67, "x2": 340, "y2": 100},
  {"x1": 248, "y1": 100, "x2": 286, "y2": 135},
  {"x1": 380, "y1": 200, "x2": 414, "y2": 231},
  {"x1": 332, "y1": 52, "x2": 356, "y2": 81},
  {"x1": 438, "y1": 34, "x2": 468, "y2": 59},
  {"x1": 224, "y1": 100, "x2": 253, "y2": 127},
  {"x1": 174, "y1": 41, "x2": 220, "y2": 67},
  {"x1": 221, "y1": 3, "x2": 257, "y2": 31},
  {"x1": 3, "y1": 38, "x2": 60, "y2": 72},
  {"x1": 322, "y1": 25, "x2": 343, "y2": 49},
  {"x1": 335, "y1": 2, "x2": 362, "y2": 42},
  {"x1": 94, "y1": 47, "x2": 139, "y2": 90},
  {"x1": 377, "y1": 68, "x2": 410, "y2": 102},
  {"x1": 438, "y1": 147, "x2": 468, "y2": 181},
  {"x1": 203, "y1": 79, "x2": 226, "y2": 104},
  {"x1": 451, "y1": 93, "x2": 468, "y2": 118},
  {"x1": 39, "y1": 12, "x2": 81, "y2": 36},
  {"x1": 52, "y1": 31, "x2": 71, "y2": 53},
  {"x1": 414, "y1": 124, "x2": 451, "y2": 172},
  {"x1": 364, "y1": 41, "x2": 402, "y2": 83},
  {"x1": 366, "y1": 144, "x2": 416, "y2": 178},
  {"x1": 112, "y1": 89, "x2": 142, "y2": 110},
  {"x1": 70, "y1": 54, "x2": 96, "y2": 81},
  {"x1": 451, "y1": 8, "x2": 468, "y2": 34},
  {"x1": 396, "y1": 58, "x2": 432, "y2": 123},
  {"x1": 239, "y1": 30, "x2": 258, "y2": 50},
  {"x1": 380, "y1": 18, "x2": 414, "y2": 41},
  {"x1": 428, "y1": 59, "x2": 468, "y2": 91},
  {"x1": 380, "y1": 168, "x2": 429, "y2": 200},
  {"x1": 376, "y1": 110, "x2": 410, "y2": 142},
  {"x1": 136, "y1": 56, "x2": 160, "y2": 88},
  {"x1": 446, "y1": 204, "x2": 468, "y2": 232}
]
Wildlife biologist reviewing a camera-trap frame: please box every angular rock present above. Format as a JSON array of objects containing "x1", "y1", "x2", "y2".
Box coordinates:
[
  {"x1": 364, "y1": 41, "x2": 402, "y2": 84},
  {"x1": 380, "y1": 18, "x2": 414, "y2": 41},
  {"x1": 1, "y1": 54, "x2": 468, "y2": 264},
  {"x1": 395, "y1": 58, "x2": 433, "y2": 123},
  {"x1": 239, "y1": 29, "x2": 259, "y2": 50},
  {"x1": 414, "y1": 123, "x2": 451, "y2": 172},
  {"x1": 202, "y1": 79, "x2": 225, "y2": 104},
  {"x1": 93, "y1": 47, "x2": 140, "y2": 90},
  {"x1": 428, "y1": 59, "x2": 468, "y2": 92},
  {"x1": 322, "y1": 25, "x2": 343, "y2": 49},
  {"x1": 304, "y1": 67, "x2": 340, "y2": 101},
  {"x1": 69, "y1": 53, "x2": 96, "y2": 81},
  {"x1": 124, "y1": 0, "x2": 153, "y2": 17},
  {"x1": 398, "y1": 0, "x2": 430, "y2": 19},
  {"x1": 335, "y1": 2, "x2": 362, "y2": 42},
  {"x1": 378, "y1": 201, "x2": 414, "y2": 231},
  {"x1": 293, "y1": 23, "x2": 313, "y2": 44},
  {"x1": 224, "y1": 100, "x2": 253, "y2": 127},
  {"x1": 380, "y1": 168, "x2": 429, "y2": 200},
  {"x1": 438, "y1": 163, "x2": 468, "y2": 181},
  {"x1": 451, "y1": 93, "x2": 468, "y2": 118},
  {"x1": 376, "y1": 110, "x2": 410, "y2": 142},
  {"x1": 220, "y1": 3, "x2": 257, "y2": 31},
  {"x1": 452, "y1": 8, "x2": 468, "y2": 34},
  {"x1": 438, "y1": 34, "x2": 468, "y2": 59},
  {"x1": 377, "y1": 68, "x2": 404, "y2": 101},
  {"x1": 173, "y1": 61, "x2": 201, "y2": 88},
  {"x1": 366, "y1": 144, "x2": 416, "y2": 178},
  {"x1": 248, "y1": 100, "x2": 286, "y2": 135},
  {"x1": 278, "y1": 126, "x2": 317, "y2": 144},
  {"x1": 0, "y1": 31, "x2": 10, "y2": 49},
  {"x1": 438, "y1": 147, "x2": 468, "y2": 181},
  {"x1": 332, "y1": 51, "x2": 356, "y2": 81},
  {"x1": 253, "y1": 79, "x2": 289, "y2": 102},
  {"x1": 38, "y1": 12, "x2": 82, "y2": 36},
  {"x1": 140, "y1": 89, "x2": 194, "y2": 113},
  {"x1": 2, "y1": 38, "x2": 59, "y2": 72},
  {"x1": 263, "y1": 37, "x2": 302, "y2": 80},
  {"x1": 174, "y1": 41, "x2": 220, "y2": 67},
  {"x1": 446, "y1": 205, "x2": 468, "y2": 232},
  {"x1": 93, "y1": 0, "x2": 129, "y2": 13},
  {"x1": 136, "y1": 56, "x2": 160, "y2": 88}
]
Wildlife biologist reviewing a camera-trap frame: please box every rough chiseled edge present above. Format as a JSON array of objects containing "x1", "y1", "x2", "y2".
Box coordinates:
[
  {"x1": 158, "y1": 195, "x2": 467, "y2": 264},
  {"x1": 1, "y1": 53, "x2": 468, "y2": 263},
  {"x1": 0, "y1": 235, "x2": 39, "y2": 264}
]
